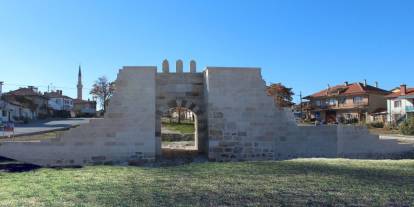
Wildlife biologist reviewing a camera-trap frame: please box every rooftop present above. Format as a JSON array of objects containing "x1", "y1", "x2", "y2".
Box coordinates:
[
  {"x1": 6, "y1": 87, "x2": 48, "y2": 99},
  {"x1": 304, "y1": 82, "x2": 390, "y2": 99},
  {"x1": 44, "y1": 90, "x2": 73, "y2": 100},
  {"x1": 386, "y1": 86, "x2": 414, "y2": 99}
]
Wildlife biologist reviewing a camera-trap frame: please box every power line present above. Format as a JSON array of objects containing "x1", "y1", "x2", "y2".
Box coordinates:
[{"x1": 1, "y1": 82, "x2": 93, "y2": 91}]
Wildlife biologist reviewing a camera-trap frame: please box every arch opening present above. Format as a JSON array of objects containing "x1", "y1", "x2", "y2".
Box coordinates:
[{"x1": 160, "y1": 106, "x2": 199, "y2": 158}]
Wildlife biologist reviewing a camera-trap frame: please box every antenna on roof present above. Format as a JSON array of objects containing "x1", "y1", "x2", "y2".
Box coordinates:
[
  {"x1": 364, "y1": 79, "x2": 367, "y2": 87},
  {"x1": 326, "y1": 84, "x2": 331, "y2": 95}
]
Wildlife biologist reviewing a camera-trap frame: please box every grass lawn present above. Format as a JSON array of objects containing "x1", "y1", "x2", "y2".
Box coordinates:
[
  {"x1": 0, "y1": 159, "x2": 413, "y2": 206},
  {"x1": 162, "y1": 122, "x2": 195, "y2": 134}
]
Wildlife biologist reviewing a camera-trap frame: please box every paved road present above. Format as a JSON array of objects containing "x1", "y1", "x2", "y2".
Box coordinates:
[{"x1": 1, "y1": 118, "x2": 94, "y2": 137}]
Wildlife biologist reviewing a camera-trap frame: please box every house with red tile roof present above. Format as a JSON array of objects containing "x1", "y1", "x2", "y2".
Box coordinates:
[
  {"x1": 44, "y1": 90, "x2": 74, "y2": 111},
  {"x1": 0, "y1": 97, "x2": 35, "y2": 122},
  {"x1": 4, "y1": 86, "x2": 49, "y2": 119},
  {"x1": 304, "y1": 81, "x2": 391, "y2": 123},
  {"x1": 386, "y1": 84, "x2": 414, "y2": 124},
  {"x1": 44, "y1": 90, "x2": 74, "y2": 118}
]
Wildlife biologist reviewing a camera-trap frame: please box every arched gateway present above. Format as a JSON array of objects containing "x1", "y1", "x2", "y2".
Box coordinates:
[
  {"x1": 0, "y1": 60, "x2": 412, "y2": 166},
  {"x1": 155, "y1": 71, "x2": 207, "y2": 155}
]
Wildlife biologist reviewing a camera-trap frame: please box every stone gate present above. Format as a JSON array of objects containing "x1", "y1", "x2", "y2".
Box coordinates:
[
  {"x1": 155, "y1": 62, "x2": 207, "y2": 154},
  {"x1": 0, "y1": 60, "x2": 413, "y2": 166}
]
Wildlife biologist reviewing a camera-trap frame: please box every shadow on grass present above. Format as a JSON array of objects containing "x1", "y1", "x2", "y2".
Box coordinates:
[
  {"x1": 0, "y1": 156, "x2": 41, "y2": 173},
  {"x1": 90, "y1": 160, "x2": 414, "y2": 206},
  {"x1": 153, "y1": 159, "x2": 414, "y2": 191},
  {"x1": 282, "y1": 160, "x2": 414, "y2": 185},
  {"x1": 0, "y1": 157, "x2": 413, "y2": 206}
]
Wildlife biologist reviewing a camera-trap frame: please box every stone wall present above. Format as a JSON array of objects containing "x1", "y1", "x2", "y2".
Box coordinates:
[
  {"x1": 0, "y1": 67, "x2": 157, "y2": 166},
  {"x1": 274, "y1": 126, "x2": 338, "y2": 160},
  {"x1": 337, "y1": 126, "x2": 413, "y2": 158},
  {"x1": 204, "y1": 67, "x2": 413, "y2": 161},
  {"x1": 0, "y1": 64, "x2": 413, "y2": 167},
  {"x1": 205, "y1": 68, "x2": 280, "y2": 161},
  {"x1": 161, "y1": 133, "x2": 194, "y2": 142}
]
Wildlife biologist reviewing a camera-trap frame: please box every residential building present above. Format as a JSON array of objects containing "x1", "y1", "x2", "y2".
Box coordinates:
[
  {"x1": 3, "y1": 86, "x2": 49, "y2": 119},
  {"x1": 304, "y1": 81, "x2": 390, "y2": 123},
  {"x1": 0, "y1": 98, "x2": 35, "y2": 122},
  {"x1": 293, "y1": 101, "x2": 312, "y2": 120},
  {"x1": 386, "y1": 84, "x2": 414, "y2": 124},
  {"x1": 73, "y1": 99, "x2": 97, "y2": 117},
  {"x1": 44, "y1": 90, "x2": 74, "y2": 117}
]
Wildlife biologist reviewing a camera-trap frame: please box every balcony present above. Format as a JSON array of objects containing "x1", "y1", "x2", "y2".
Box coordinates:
[
  {"x1": 406, "y1": 106, "x2": 414, "y2": 112},
  {"x1": 313, "y1": 103, "x2": 368, "y2": 111}
]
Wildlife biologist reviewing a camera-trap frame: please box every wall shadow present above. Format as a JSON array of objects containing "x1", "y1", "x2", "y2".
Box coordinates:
[{"x1": 0, "y1": 156, "x2": 41, "y2": 173}]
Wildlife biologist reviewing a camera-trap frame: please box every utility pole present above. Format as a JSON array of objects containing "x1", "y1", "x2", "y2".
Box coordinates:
[
  {"x1": 300, "y1": 91, "x2": 303, "y2": 120},
  {"x1": 48, "y1": 83, "x2": 53, "y2": 92},
  {"x1": 0, "y1": 81, "x2": 3, "y2": 98}
]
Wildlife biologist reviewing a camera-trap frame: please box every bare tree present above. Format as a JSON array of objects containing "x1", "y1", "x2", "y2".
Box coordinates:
[{"x1": 90, "y1": 76, "x2": 115, "y2": 113}]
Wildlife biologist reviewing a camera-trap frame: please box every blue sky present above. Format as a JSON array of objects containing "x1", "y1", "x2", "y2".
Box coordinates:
[{"x1": 0, "y1": 0, "x2": 413, "y2": 102}]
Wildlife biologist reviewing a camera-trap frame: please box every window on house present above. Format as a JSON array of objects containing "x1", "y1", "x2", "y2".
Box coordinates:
[
  {"x1": 315, "y1": 100, "x2": 321, "y2": 106},
  {"x1": 338, "y1": 97, "x2": 346, "y2": 104},
  {"x1": 1, "y1": 110, "x2": 6, "y2": 117},
  {"x1": 327, "y1": 99, "x2": 337, "y2": 106},
  {"x1": 394, "y1": 100, "x2": 401, "y2": 108},
  {"x1": 353, "y1": 96, "x2": 364, "y2": 104}
]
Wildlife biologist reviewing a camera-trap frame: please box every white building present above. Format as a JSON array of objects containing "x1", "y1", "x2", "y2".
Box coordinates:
[
  {"x1": 386, "y1": 84, "x2": 414, "y2": 124},
  {"x1": 0, "y1": 82, "x2": 36, "y2": 122},
  {"x1": 44, "y1": 90, "x2": 74, "y2": 111},
  {"x1": 0, "y1": 99, "x2": 35, "y2": 122}
]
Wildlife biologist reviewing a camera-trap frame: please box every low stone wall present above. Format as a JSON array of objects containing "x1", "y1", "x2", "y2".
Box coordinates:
[
  {"x1": 337, "y1": 125, "x2": 414, "y2": 158},
  {"x1": 274, "y1": 126, "x2": 338, "y2": 160},
  {"x1": 161, "y1": 133, "x2": 194, "y2": 142}
]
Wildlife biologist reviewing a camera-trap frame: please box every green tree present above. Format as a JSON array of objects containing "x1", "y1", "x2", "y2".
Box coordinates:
[
  {"x1": 399, "y1": 117, "x2": 414, "y2": 135},
  {"x1": 266, "y1": 83, "x2": 295, "y2": 107}
]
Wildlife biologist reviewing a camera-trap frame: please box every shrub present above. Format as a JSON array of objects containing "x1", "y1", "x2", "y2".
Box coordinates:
[
  {"x1": 22, "y1": 117, "x2": 30, "y2": 124},
  {"x1": 343, "y1": 118, "x2": 359, "y2": 124},
  {"x1": 384, "y1": 123, "x2": 396, "y2": 130},
  {"x1": 368, "y1": 121, "x2": 384, "y2": 128},
  {"x1": 399, "y1": 117, "x2": 414, "y2": 135}
]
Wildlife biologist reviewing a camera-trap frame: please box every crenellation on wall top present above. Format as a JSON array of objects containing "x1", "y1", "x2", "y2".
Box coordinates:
[
  {"x1": 160, "y1": 59, "x2": 197, "y2": 73},
  {"x1": 190, "y1": 60, "x2": 196, "y2": 73},
  {"x1": 176, "y1": 59, "x2": 183, "y2": 73},
  {"x1": 162, "y1": 59, "x2": 169, "y2": 73}
]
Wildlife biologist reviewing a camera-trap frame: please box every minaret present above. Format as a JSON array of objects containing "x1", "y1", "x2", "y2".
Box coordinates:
[{"x1": 77, "y1": 65, "x2": 83, "y2": 100}]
